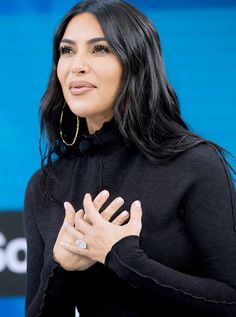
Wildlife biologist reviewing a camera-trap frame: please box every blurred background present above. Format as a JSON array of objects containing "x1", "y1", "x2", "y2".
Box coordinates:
[{"x1": 0, "y1": 0, "x2": 235, "y2": 316}]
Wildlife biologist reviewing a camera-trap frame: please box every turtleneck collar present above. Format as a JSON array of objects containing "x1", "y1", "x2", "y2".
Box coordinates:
[{"x1": 77, "y1": 117, "x2": 127, "y2": 155}]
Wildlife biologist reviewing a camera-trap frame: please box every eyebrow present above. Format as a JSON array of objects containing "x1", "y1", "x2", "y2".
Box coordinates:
[{"x1": 60, "y1": 37, "x2": 107, "y2": 46}]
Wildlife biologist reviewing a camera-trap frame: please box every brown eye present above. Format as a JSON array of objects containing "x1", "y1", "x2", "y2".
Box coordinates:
[
  {"x1": 93, "y1": 44, "x2": 109, "y2": 54},
  {"x1": 59, "y1": 46, "x2": 74, "y2": 55}
]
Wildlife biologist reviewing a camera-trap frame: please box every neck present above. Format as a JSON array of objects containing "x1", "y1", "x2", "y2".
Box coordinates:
[{"x1": 85, "y1": 113, "x2": 114, "y2": 134}]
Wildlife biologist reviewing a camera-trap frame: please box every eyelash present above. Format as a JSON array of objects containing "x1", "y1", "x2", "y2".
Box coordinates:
[
  {"x1": 93, "y1": 44, "x2": 110, "y2": 53},
  {"x1": 59, "y1": 44, "x2": 110, "y2": 55}
]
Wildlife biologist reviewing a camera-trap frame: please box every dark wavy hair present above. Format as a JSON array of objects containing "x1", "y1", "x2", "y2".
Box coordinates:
[{"x1": 39, "y1": 0, "x2": 233, "y2": 201}]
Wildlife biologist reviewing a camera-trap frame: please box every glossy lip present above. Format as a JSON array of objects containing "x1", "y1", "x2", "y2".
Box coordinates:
[
  {"x1": 69, "y1": 80, "x2": 96, "y2": 89},
  {"x1": 70, "y1": 86, "x2": 95, "y2": 95},
  {"x1": 69, "y1": 80, "x2": 96, "y2": 96}
]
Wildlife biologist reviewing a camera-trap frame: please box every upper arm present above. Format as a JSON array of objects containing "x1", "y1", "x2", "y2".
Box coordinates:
[
  {"x1": 23, "y1": 172, "x2": 77, "y2": 317},
  {"x1": 23, "y1": 175, "x2": 45, "y2": 309},
  {"x1": 183, "y1": 146, "x2": 236, "y2": 288}
]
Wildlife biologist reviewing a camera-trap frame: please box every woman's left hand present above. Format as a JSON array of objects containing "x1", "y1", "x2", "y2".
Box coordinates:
[{"x1": 61, "y1": 193, "x2": 142, "y2": 264}]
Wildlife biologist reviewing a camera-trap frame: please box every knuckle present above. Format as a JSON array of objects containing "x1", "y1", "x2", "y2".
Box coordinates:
[
  {"x1": 75, "y1": 214, "x2": 80, "y2": 222},
  {"x1": 74, "y1": 218, "x2": 79, "y2": 226},
  {"x1": 116, "y1": 219, "x2": 122, "y2": 225},
  {"x1": 96, "y1": 194, "x2": 103, "y2": 202},
  {"x1": 101, "y1": 210, "x2": 109, "y2": 220},
  {"x1": 89, "y1": 230, "x2": 96, "y2": 239},
  {"x1": 93, "y1": 200, "x2": 100, "y2": 208},
  {"x1": 83, "y1": 213, "x2": 89, "y2": 221}
]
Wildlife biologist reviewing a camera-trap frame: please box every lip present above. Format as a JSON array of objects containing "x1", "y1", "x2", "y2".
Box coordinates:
[
  {"x1": 70, "y1": 86, "x2": 95, "y2": 95},
  {"x1": 69, "y1": 80, "x2": 96, "y2": 96}
]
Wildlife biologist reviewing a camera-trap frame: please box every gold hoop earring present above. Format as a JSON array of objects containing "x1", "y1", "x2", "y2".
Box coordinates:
[{"x1": 60, "y1": 103, "x2": 79, "y2": 146}]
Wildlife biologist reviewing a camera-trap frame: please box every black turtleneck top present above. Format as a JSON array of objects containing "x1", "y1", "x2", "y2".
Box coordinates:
[{"x1": 23, "y1": 118, "x2": 236, "y2": 317}]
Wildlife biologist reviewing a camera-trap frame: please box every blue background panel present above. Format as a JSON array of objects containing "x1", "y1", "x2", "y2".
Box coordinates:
[
  {"x1": 0, "y1": 297, "x2": 24, "y2": 316},
  {"x1": 0, "y1": 0, "x2": 235, "y2": 316},
  {"x1": 1, "y1": 0, "x2": 236, "y2": 13}
]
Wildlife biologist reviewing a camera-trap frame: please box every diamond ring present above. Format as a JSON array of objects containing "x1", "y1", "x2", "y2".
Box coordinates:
[{"x1": 75, "y1": 238, "x2": 87, "y2": 249}]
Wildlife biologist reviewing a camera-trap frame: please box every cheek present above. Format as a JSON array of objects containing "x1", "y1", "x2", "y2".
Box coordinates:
[
  {"x1": 57, "y1": 59, "x2": 68, "y2": 85},
  {"x1": 57, "y1": 61, "x2": 63, "y2": 84},
  {"x1": 110, "y1": 69, "x2": 122, "y2": 93},
  {"x1": 99, "y1": 63, "x2": 122, "y2": 90}
]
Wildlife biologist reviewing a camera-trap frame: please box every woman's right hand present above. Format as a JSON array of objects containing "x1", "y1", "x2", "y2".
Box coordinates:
[{"x1": 53, "y1": 190, "x2": 129, "y2": 271}]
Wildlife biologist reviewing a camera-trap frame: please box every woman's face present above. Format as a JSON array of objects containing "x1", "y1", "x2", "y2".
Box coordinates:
[{"x1": 57, "y1": 13, "x2": 122, "y2": 122}]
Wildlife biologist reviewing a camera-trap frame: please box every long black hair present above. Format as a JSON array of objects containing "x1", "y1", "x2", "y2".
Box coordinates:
[{"x1": 39, "y1": 0, "x2": 233, "y2": 201}]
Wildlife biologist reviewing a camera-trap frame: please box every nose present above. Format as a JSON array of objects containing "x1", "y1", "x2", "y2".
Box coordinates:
[{"x1": 71, "y1": 54, "x2": 90, "y2": 75}]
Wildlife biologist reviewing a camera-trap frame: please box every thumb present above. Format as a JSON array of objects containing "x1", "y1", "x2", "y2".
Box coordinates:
[
  {"x1": 64, "y1": 201, "x2": 75, "y2": 226},
  {"x1": 129, "y1": 200, "x2": 142, "y2": 235}
]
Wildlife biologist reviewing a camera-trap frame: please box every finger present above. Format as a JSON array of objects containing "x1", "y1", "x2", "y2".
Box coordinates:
[
  {"x1": 75, "y1": 209, "x2": 85, "y2": 228},
  {"x1": 101, "y1": 196, "x2": 124, "y2": 221},
  {"x1": 64, "y1": 221, "x2": 85, "y2": 241},
  {"x1": 93, "y1": 190, "x2": 110, "y2": 210},
  {"x1": 76, "y1": 208, "x2": 92, "y2": 224},
  {"x1": 83, "y1": 193, "x2": 102, "y2": 224},
  {"x1": 128, "y1": 200, "x2": 142, "y2": 234},
  {"x1": 60, "y1": 240, "x2": 90, "y2": 257},
  {"x1": 64, "y1": 201, "x2": 75, "y2": 225},
  {"x1": 83, "y1": 212, "x2": 91, "y2": 224},
  {"x1": 112, "y1": 210, "x2": 129, "y2": 225},
  {"x1": 74, "y1": 207, "x2": 92, "y2": 233}
]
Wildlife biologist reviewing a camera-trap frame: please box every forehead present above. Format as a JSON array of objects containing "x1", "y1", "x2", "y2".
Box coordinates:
[{"x1": 63, "y1": 13, "x2": 104, "y2": 40}]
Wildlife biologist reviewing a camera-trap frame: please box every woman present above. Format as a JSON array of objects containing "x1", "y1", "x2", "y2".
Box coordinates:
[{"x1": 23, "y1": 0, "x2": 236, "y2": 316}]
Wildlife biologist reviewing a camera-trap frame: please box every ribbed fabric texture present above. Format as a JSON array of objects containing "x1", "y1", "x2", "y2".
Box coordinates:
[{"x1": 23, "y1": 118, "x2": 236, "y2": 317}]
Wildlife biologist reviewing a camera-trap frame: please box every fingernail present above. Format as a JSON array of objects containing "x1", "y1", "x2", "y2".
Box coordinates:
[
  {"x1": 134, "y1": 200, "x2": 141, "y2": 207},
  {"x1": 122, "y1": 210, "x2": 129, "y2": 217},
  {"x1": 77, "y1": 209, "x2": 83, "y2": 217},
  {"x1": 64, "y1": 202, "x2": 70, "y2": 210},
  {"x1": 116, "y1": 197, "x2": 124, "y2": 204},
  {"x1": 85, "y1": 193, "x2": 91, "y2": 198},
  {"x1": 101, "y1": 190, "x2": 109, "y2": 197}
]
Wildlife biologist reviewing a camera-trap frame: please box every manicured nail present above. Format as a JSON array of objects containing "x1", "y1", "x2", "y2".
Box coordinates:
[
  {"x1": 101, "y1": 190, "x2": 109, "y2": 197},
  {"x1": 116, "y1": 197, "x2": 124, "y2": 204},
  {"x1": 64, "y1": 202, "x2": 70, "y2": 210},
  {"x1": 122, "y1": 210, "x2": 129, "y2": 217},
  {"x1": 134, "y1": 200, "x2": 141, "y2": 207}
]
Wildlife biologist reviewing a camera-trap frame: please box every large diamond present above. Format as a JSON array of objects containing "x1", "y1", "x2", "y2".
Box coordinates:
[{"x1": 75, "y1": 239, "x2": 87, "y2": 249}]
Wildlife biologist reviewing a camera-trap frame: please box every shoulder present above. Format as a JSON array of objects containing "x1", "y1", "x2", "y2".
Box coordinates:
[
  {"x1": 24, "y1": 157, "x2": 73, "y2": 205},
  {"x1": 24, "y1": 168, "x2": 44, "y2": 207},
  {"x1": 25, "y1": 167, "x2": 43, "y2": 192},
  {"x1": 180, "y1": 143, "x2": 226, "y2": 169},
  {"x1": 177, "y1": 142, "x2": 233, "y2": 183},
  {"x1": 25, "y1": 157, "x2": 70, "y2": 191}
]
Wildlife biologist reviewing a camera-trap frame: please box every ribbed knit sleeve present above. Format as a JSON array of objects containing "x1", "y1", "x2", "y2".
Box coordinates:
[
  {"x1": 23, "y1": 173, "x2": 76, "y2": 317},
  {"x1": 104, "y1": 146, "x2": 236, "y2": 317}
]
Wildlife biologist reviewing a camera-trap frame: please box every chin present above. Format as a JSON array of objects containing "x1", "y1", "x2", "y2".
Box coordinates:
[{"x1": 67, "y1": 103, "x2": 97, "y2": 117}]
